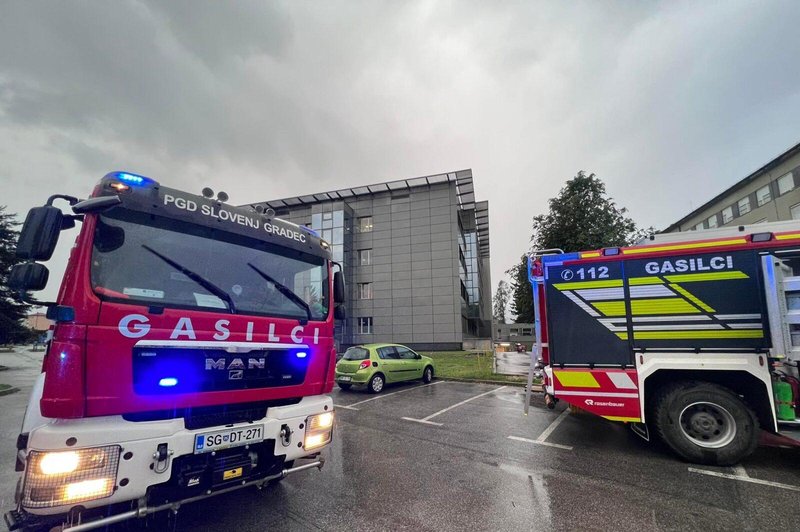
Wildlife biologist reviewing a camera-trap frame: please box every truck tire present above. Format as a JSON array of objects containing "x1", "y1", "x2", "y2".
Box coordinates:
[{"x1": 653, "y1": 381, "x2": 759, "y2": 466}]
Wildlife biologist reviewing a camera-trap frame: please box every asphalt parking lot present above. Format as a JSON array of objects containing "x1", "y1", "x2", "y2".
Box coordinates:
[{"x1": 2, "y1": 349, "x2": 800, "y2": 531}]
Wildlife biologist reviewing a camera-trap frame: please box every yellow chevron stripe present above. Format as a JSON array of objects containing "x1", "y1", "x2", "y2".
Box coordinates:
[
  {"x1": 633, "y1": 329, "x2": 764, "y2": 340},
  {"x1": 622, "y1": 238, "x2": 747, "y2": 255},
  {"x1": 631, "y1": 298, "x2": 700, "y2": 315},
  {"x1": 663, "y1": 271, "x2": 748, "y2": 283},
  {"x1": 670, "y1": 284, "x2": 714, "y2": 312},
  {"x1": 604, "y1": 416, "x2": 641, "y2": 422},
  {"x1": 592, "y1": 301, "x2": 627, "y2": 316},
  {"x1": 628, "y1": 277, "x2": 664, "y2": 285},
  {"x1": 616, "y1": 332, "x2": 629, "y2": 340},
  {"x1": 553, "y1": 279, "x2": 623, "y2": 290},
  {"x1": 554, "y1": 370, "x2": 601, "y2": 388}
]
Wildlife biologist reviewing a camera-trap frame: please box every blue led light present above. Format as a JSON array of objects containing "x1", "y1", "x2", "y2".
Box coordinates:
[
  {"x1": 114, "y1": 172, "x2": 152, "y2": 186},
  {"x1": 60, "y1": 352, "x2": 67, "y2": 360},
  {"x1": 158, "y1": 377, "x2": 178, "y2": 387},
  {"x1": 296, "y1": 352, "x2": 308, "y2": 359}
]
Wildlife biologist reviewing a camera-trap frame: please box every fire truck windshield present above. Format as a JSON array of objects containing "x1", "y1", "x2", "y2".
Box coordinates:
[{"x1": 90, "y1": 211, "x2": 329, "y2": 321}]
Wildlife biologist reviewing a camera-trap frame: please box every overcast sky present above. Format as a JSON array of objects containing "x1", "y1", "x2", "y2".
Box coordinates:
[{"x1": 2, "y1": 0, "x2": 800, "y2": 301}]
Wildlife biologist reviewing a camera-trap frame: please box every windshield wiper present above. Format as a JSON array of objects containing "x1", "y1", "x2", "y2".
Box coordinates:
[
  {"x1": 247, "y1": 262, "x2": 312, "y2": 325},
  {"x1": 141, "y1": 244, "x2": 237, "y2": 314}
]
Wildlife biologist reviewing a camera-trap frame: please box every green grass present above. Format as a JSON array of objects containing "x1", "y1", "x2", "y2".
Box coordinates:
[
  {"x1": 420, "y1": 351, "x2": 528, "y2": 384},
  {"x1": 0, "y1": 384, "x2": 12, "y2": 393}
]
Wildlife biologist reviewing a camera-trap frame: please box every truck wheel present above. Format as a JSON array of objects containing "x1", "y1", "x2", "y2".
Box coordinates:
[
  {"x1": 368, "y1": 373, "x2": 385, "y2": 394},
  {"x1": 338, "y1": 383, "x2": 352, "y2": 390},
  {"x1": 653, "y1": 381, "x2": 758, "y2": 466},
  {"x1": 422, "y1": 366, "x2": 433, "y2": 384}
]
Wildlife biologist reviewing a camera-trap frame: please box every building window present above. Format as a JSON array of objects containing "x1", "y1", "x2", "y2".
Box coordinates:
[
  {"x1": 778, "y1": 172, "x2": 795, "y2": 196},
  {"x1": 693, "y1": 222, "x2": 704, "y2": 231},
  {"x1": 738, "y1": 196, "x2": 751, "y2": 216},
  {"x1": 357, "y1": 317, "x2": 373, "y2": 334},
  {"x1": 358, "y1": 283, "x2": 373, "y2": 300},
  {"x1": 357, "y1": 216, "x2": 373, "y2": 233},
  {"x1": 721, "y1": 206, "x2": 734, "y2": 224},
  {"x1": 707, "y1": 214, "x2": 718, "y2": 228},
  {"x1": 358, "y1": 249, "x2": 372, "y2": 265},
  {"x1": 756, "y1": 185, "x2": 771, "y2": 207},
  {"x1": 791, "y1": 204, "x2": 800, "y2": 220}
]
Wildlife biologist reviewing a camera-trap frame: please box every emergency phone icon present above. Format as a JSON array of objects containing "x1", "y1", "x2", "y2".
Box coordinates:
[{"x1": 561, "y1": 270, "x2": 574, "y2": 281}]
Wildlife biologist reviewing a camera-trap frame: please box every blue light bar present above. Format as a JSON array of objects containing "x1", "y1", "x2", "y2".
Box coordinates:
[
  {"x1": 112, "y1": 171, "x2": 155, "y2": 186},
  {"x1": 158, "y1": 377, "x2": 178, "y2": 387},
  {"x1": 296, "y1": 352, "x2": 308, "y2": 359}
]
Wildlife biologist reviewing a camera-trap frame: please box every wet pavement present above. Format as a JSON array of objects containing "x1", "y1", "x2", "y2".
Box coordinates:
[{"x1": 1, "y1": 348, "x2": 799, "y2": 531}]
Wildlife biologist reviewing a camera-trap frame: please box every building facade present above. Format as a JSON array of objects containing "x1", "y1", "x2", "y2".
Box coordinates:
[
  {"x1": 494, "y1": 322, "x2": 535, "y2": 351},
  {"x1": 665, "y1": 142, "x2": 800, "y2": 232},
  {"x1": 252, "y1": 170, "x2": 491, "y2": 351}
]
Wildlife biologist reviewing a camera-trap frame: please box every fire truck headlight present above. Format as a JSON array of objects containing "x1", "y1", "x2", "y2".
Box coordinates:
[
  {"x1": 23, "y1": 446, "x2": 120, "y2": 508},
  {"x1": 304, "y1": 412, "x2": 334, "y2": 450}
]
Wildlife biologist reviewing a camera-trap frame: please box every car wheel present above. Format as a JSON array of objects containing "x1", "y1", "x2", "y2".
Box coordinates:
[
  {"x1": 653, "y1": 381, "x2": 758, "y2": 466},
  {"x1": 368, "y1": 373, "x2": 385, "y2": 394},
  {"x1": 422, "y1": 366, "x2": 433, "y2": 384},
  {"x1": 338, "y1": 383, "x2": 352, "y2": 390}
]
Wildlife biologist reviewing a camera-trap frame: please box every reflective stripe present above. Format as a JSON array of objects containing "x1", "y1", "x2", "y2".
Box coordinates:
[
  {"x1": 726, "y1": 323, "x2": 764, "y2": 329},
  {"x1": 554, "y1": 279, "x2": 623, "y2": 290},
  {"x1": 628, "y1": 277, "x2": 664, "y2": 285},
  {"x1": 604, "y1": 416, "x2": 641, "y2": 422},
  {"x1": 775, "y1": 233, "x2": 800, "y2": 241},
  {"x1": 622, "y1": 239, "x2": 747, "y2": 255},
  {"x1": 632, "y1": 315, "x2": 711, "y2": 322},
  {"x1": 630, "y1": 298, "x2": 700, "y2": 315},
  {"x1": 664, "y1": 271, "x2": 749, "y2": 283},
  {"x1": 592, "y1": 301, "x2": 627, "y2": 316},
  {"x1": 581, "y1": 251, "x2": 601, "y2": 258},
  {"x1": 563, "y1": 292, "x2": 600, "y2": 317},
  {"x1": 606, "y1": 372, "x2": 638, "y2": 390},
  {"x1": 556, "y1": 390, "x2": 639, "y2": 398},
  {"x1": 576, "y1": 287, "x2": 625, "y2": 301},
  {"x1": 715, "y1": 313, "x2": 761, "y2": 320},
  {"x1": 629, "y1": 285, "x2": 675, "y2": 298},
  {"x1": 670, "y1": 284, "x2": 715, "y2": 312},
  {"x1": 632, "y1": 324, "x2": 724, "y2": 331},
  {"x1": 554, "y1": 371, "x2": 600, "y2": 388},
  {"x1": 633, "y1": 330, "x2": 764, "y2": 339}
]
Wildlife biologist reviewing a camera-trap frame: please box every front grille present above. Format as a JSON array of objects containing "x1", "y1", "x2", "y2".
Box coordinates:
[
  {"x1": 132, "y1": 347, "x2": 309, "y2": 395},
  {"x1": 123, "y1": 398, "x2": 302, "y2": 429}
]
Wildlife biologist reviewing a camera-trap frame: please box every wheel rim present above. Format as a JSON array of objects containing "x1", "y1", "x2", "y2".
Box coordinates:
[
  {"x1": 425, "y1": 368, "x2": 432, "y2": 380},
  {"x1": 678, "y1": 401, "x2": 737, "y2": 449},
  {"x1": 372, "y1": 376, "x2": 384, "y2": 392}
]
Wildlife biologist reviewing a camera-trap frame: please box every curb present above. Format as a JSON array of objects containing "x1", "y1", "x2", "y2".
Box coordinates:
[
  {"x1": 438, "y1": 377, "x2": 540, "y2": 388},
  {"x1": 0, "y1": 386, "x2": 20, "y2": 397}
]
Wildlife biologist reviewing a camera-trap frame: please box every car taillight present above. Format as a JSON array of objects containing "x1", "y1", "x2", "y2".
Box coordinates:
[{"x1": 358, "y1": 360, "x2": 371, "y2": 370}]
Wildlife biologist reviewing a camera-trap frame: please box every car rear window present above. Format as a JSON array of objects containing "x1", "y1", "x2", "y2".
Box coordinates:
[{"x1": 342, "y1": 347, "x2": 369, "y2": 360}]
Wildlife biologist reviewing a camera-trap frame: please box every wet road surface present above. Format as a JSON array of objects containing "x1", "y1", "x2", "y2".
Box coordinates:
[{"x1": 2, "y1": 349, "x2": 799, "y2": 531}]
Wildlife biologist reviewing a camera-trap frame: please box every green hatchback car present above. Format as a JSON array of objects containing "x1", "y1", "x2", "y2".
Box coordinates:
[{"x1": 335, "y1": 343, "x2": 435, "y2": 393}]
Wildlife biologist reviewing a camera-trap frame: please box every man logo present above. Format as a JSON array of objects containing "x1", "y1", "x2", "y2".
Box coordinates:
[
  {"x1": 561, "y1": 270, "x2": 574, "y2": 281},
  {"x1": 229, "y1": 370, "x2": 243, "y2": 380}
]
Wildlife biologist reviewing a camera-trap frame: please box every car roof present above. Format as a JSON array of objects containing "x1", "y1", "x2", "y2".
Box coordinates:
[{"x1": 353, "y1": 343, "x2": 408, "y2": 349}]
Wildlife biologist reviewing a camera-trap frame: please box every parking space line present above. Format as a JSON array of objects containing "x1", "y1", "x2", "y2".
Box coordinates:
[
  {"x1": 731, "y1": 465, "x2": 749, "y2": 478},
  {"x1": 403, "y1": 385, "x2": 506, "y2": 425},
  {"x1": 334, "y1": 404, "x2": 360, "y2": 410},
  {"x1": 338, "y1": 381, "x2": 445, "y2": 410},
  {"x1": 688, "y1": 467, "x2": 800, "y2": 492},
  {"x1": 508, "y1": 408, "x2": 573, "y2": 451},
  {"x1": 507, "y1": 435, "x2": 573, "y2": 451}
]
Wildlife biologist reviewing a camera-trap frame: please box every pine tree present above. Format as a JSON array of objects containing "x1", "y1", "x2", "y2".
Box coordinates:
[
  {"x1": 508, "y1": 255, "x2": 534, "y2": 323},
  {"x1": 492, "y1": 280, "x2": 510, "y2": 324},
  {"x1": 0, "y1": 206, "x2": 33, "y2": 344}
]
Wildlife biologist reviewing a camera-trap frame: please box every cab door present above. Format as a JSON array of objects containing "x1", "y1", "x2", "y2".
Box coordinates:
[
  {"x1": 396, "y1": 346, "x2": 424, "y2": 380},
  {"x1": 376, "y1": 346, "x2": 403, "y2": 382}
]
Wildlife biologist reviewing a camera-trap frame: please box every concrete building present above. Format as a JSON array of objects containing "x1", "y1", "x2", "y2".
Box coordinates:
[
  {"x1": 251, "y1": 169, "x2": 491, "y2": 351},
  {"x1": 494, "y1": 322, "x2": 535, "y2": 351},
  {"x1": 665, "y1": 142, "x2": 800, "y2": 232}
]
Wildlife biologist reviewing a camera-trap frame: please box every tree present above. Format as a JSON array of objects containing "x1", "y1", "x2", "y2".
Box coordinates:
[
  {"x1": 531, "y1": 171, "x2": 645, "y2": 252},
  {"x1": 0, "y1": 206, "x2": 33, "y2": 345},
  {"x1": 507, "y1": 255, "x2": 534, "y2": 323},
  {"x1": 492, "y1": 280, "x2": 511, "y2": 324}
]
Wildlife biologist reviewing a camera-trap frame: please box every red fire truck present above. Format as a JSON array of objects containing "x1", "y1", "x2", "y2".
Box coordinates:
[
  {"x1": 5, "y1": 172, "x2": 345, "y2": 531},
  {"x1": 527, "y1": 223, "x2": 800, "y2": 465}
]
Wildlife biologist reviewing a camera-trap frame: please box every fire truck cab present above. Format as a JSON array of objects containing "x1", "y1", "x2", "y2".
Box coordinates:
[
  {"x1": 529, "y1": 222, "x2": 800, "y2": 465},
  {"x1": 5, "y1": 172, "x2": 345, "y2": 531}
]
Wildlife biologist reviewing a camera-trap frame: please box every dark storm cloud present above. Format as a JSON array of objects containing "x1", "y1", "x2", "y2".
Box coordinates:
[{"x1": 2, "y1": 0, "x2": 800, "y2": 299}]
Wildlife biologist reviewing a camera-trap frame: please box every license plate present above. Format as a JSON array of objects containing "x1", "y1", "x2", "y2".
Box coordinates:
[
  {"x1": 194, "y1": 425, "x2": 265, "y2": 454},
  {"x1": 338, "y1": 376, "x2": 352, "y2": 382}
]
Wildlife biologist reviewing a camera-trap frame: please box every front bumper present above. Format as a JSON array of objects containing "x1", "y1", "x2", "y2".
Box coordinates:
[
  {"x1": 8, "y1": 394, "x2": 333, "y2": 527},
  {"x1": 335, "y1": 370, "x2": 370, "y2": 384}
]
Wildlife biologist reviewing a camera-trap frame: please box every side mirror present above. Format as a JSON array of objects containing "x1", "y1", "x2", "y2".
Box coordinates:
[
  {"x1": 72, "y1": 195, "x2": 121, "y2": 214},
  {"x1": 334, "y1": 305, "x2": 347, "y2": 320},
  {"x1": 333, "y1": 271, "x2": 346, "y2": 304},
  {"x1": 16, "y1": 206, "x2": 63, "y2": 261},
  {"x1": 8, "y1": 263, "x2": 49, "y2": 292}
]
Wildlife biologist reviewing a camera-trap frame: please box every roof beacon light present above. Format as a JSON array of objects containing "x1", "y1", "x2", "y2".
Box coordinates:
[
  {"x1": 114, "y1": 172, "x2": 153, "y2": 186},
  {"x1": 751, "y1": 232, "x2": 773, "y2": 242},
  {"x1": 296, "y1": 352, "x2": 308, "y2": 359},
  {"x1": 603, "y1": 247, "x2": 621, "y2": 256}
]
